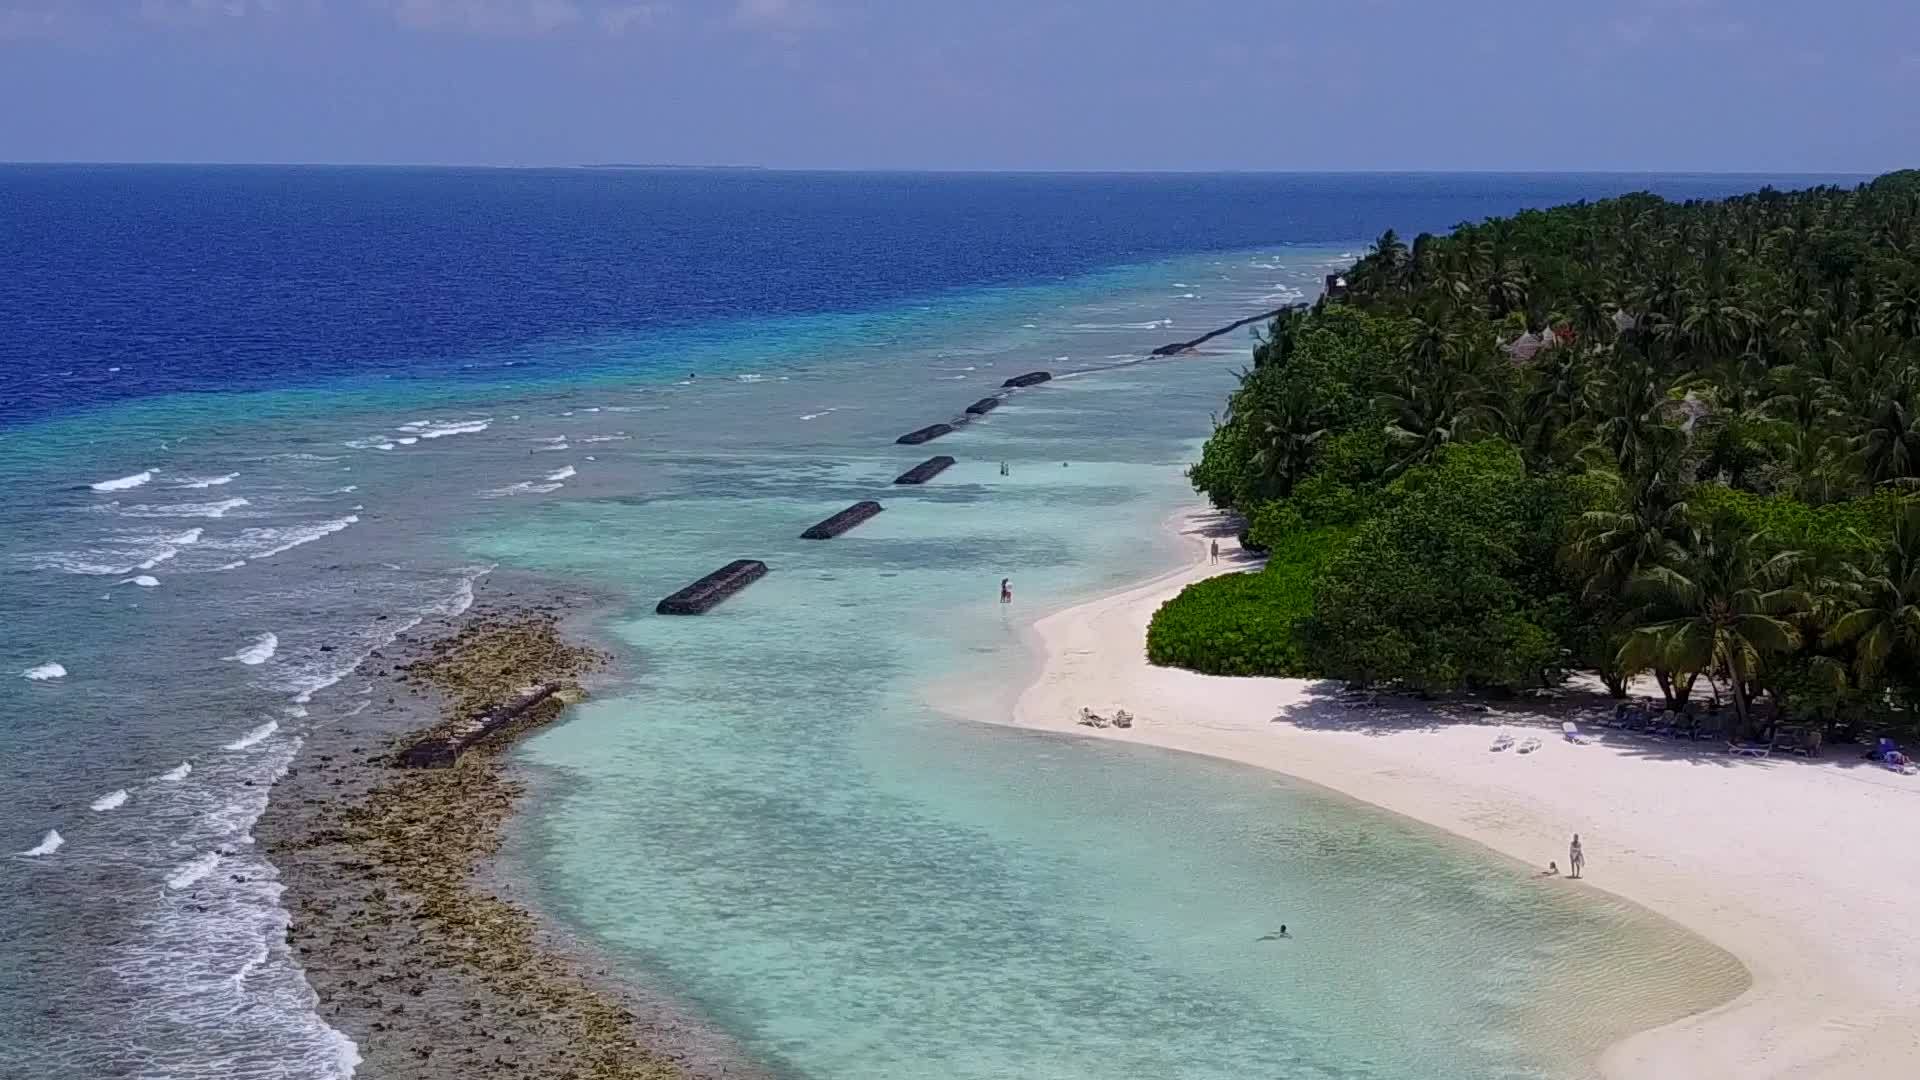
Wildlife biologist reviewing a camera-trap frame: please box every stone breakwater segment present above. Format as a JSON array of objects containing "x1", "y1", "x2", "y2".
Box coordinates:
[
  {"x1": 800, "y1": 501, "x2": 884, "y2": 540},
  {"x1": 964, "y1": 397, "x2": 1001, "y2": 416},
  {"x1": 1000, "y1": 371, "x2": 1052, "y2": 388},
  {"x1": 1150, "y1": 304, "x2": 1303, "y2": 356},
  {"x1": 398, "y1": 681, "x2": 562, "y2": 768},
  {"x1": 895, "y1": 423, "x2": 954, "y2": 446},
  {"x1": 893, "y1": 456, "x2": 956, "y2": 485},
  {"x1": 656, "y1": 560, "x2": 770, "y2": 615}
]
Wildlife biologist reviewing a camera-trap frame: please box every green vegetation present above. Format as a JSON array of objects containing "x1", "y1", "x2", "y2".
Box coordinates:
[
  {"x1": 1146, "y1": 527, "x2": 1347, "y2": 675},
  {"x1": 1153, "y1": 172, "x2": 1920, "y2": 738}
]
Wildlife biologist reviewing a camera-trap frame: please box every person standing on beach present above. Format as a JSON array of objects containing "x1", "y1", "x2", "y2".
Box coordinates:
[
  {"x1": 1210, "y1": 539, "x2": 1219, "y2": 564},
  {"x1": 1000, "y1": 578, "x2": 1012, "y2": 605},
  {"x1": 1569, "y1": 834, "x2": 1585, "y2": 879}
]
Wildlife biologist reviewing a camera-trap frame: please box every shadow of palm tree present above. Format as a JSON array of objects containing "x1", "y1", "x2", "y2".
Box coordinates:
[{"x1": 1274, "y1": 681, "x2": 1888, "y2": 771}]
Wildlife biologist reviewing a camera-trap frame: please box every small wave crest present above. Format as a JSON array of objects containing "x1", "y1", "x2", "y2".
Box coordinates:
[
  {"x1": 226, "y1": 633, "x2": 278, "y2": 666},
  {"x1": 113, "y1": 497, "x2": 249, "y2": 519},
  {"x1": 545, "y1": 466, "x2": 576, "y2": 482},
  {"x1": 223, "y1": 721, "x2": 278, "y2": 751},
  {"x1": 174, "y1": 473, "x2": 237, "y2": 489},
  {"x1": 23, "y1": 662, "x2": 67, "y2": 681},
  {"x1": 122, "y1": 574, "x2": 161, "y2": 587},
  {"x1": 91, "y1": 789, "x2": 129, "y2": 812},
  {"x1": 211, "y1": 516, "x2": 357, "y2": 562},
  {"x1": 160, "y1": 761, "x2": 192, "y2": 781},
  {"x1": 165, "y1": 852, "x2": 220, "y2": 890},
  {"x1": 91, "y1": 470, "x2": 154, "y2": 492},
  {"x1": 398, "y1": 417, "x2": 492, "y2": 439},
  {"x1": 19, "y1": 829, "x2": 64, "y2": 856}
]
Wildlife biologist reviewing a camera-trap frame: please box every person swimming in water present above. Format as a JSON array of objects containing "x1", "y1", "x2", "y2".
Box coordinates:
[
  {"x1": 1257, "y1": 925, "x2": 1290, "y2": 941},
  {"x1": 1000, "y1": 578, "x2": 1012, "y2": 604}
]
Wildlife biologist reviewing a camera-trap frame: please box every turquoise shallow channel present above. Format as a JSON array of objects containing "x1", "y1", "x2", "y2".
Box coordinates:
[
  {"x1": 465, "y1": 251, "x2": 1743, "y2": 1079},
  {"x1": 2, "y1": 238, "x2": 1745, "y2": 1080}
]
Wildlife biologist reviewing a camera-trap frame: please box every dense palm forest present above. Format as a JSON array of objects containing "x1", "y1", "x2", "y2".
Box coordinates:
[{"x1": 1152, "y1": 171, "x2": 1920, "y2": 739}]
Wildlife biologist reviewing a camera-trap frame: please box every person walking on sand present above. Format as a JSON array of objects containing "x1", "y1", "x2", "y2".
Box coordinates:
[
  {"x1": 1000, "y1": 578, "x2": 1012, "y2": 605},
  {"x1": 1210, "y1": 539, "x2": 1220, "y2": 565},
  {"x1": 1568, "y1": 834, "x2": 1585, "y2": 879}
]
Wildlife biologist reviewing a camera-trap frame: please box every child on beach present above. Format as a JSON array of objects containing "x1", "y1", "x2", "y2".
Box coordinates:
[{"x1": 1000, "y1": 578, "x2": 1012, "y2": 604}]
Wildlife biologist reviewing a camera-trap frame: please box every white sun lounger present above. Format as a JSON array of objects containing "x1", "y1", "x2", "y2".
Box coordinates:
[{"x1": 1562, "y1": 721, "x2": 1591, "y2": 744}]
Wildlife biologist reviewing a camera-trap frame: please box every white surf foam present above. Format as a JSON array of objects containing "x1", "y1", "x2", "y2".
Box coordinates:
[
  {"x1": 19, "y1": 830, "x2": 63, "y2": 856},
  {"x1": 344, "y1": 436, "x2": 397, "y2": 451},
  {"x1": 223, "y1": 721, "x2": 278, "y2": 750},
  {"x1": 582, "y1": 434, "x2": 630, "y2": 443},
  {"x1": 92, "y1": 470, "x2": 154, "y2": 492},
  {"x1": 116, "y1": 497, "x2": 249, "y2": 519},
  {"x1": 175, "y1": 473, "x2": 238, "y2": 489},
  {"x1": 160, "y1": 761, "x2": 192, "y2": 781},
  {"x1": 123, "y1": 574, "x2": 161, "y2": 587},
  {"x1": 226, "y1": 633, "x2": 278, "y2": 666},
  {"x1": 399, "y1": 417, "x2": 492, "y2": 439},
  {"x1": 212, "y1": 560, "x2": 246, "y2": 571},
  {"x1": 215, "y1": 516, "x2": 357, "y2": 560},
  {"x1": 486, "y1": 481, "x2": 564, "y2": 497},
  {"x1": 165, "y1": 852, "x2": 220, "y2": 890},
  {"x1": 544, "y1": 466, "x2": 576, "y2": 482},
  {"x1": 91, "y1": 789, "x2": 129, "y2": 812},
  {"x1": 1070, "y1": 319, "x2": 1173, "y2": 330},
  {"x1": 23, "y1": 662, "x2": 67, "y2": 681}
]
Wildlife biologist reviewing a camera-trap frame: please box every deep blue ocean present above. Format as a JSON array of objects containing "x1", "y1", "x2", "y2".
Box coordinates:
[
  {"x1": 0, "y1": 167, "x2": 1848, "y2": 425},
  {"x1": 0, "y1": 169, "x2": 1845, "y2": 1080}
]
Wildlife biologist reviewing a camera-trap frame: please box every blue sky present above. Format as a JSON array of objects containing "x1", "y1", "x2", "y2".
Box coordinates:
[{"x1": 1, "y1": 0, "x2": 1915, "y2": 170}]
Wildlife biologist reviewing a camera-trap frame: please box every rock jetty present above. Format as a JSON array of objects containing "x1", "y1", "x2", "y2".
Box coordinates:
[
  {"x1": 656, "y1": 560, "x2": 769, "y2": 615},
  {"x1": 895, "y1": 423, "x2": 954, "y2": 445},
  {"x1": 964, "y1": 397, "x2": 1001, "y2": 416},
  {"x1": 1150, "y1": 304, "x2": 1302, "y2": 356},
  {"x1": 893, "y1": 456, "x2": 955, "y2": 485},
  {"x1": 800, "y1": 500, "x2": 883, "y2": 540},
  {"x1": 1001, "y1": 371, "x2": 1051, "y2": 388},
  {"x1": 398, "y1": 682, "x2": 562, "y2": 768}
]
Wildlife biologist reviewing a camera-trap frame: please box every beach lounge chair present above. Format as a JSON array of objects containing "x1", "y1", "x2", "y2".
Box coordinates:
[
  {"x1": 1489, "y1": 732, "x2": 1514, "y2": 752},
  {"x1": 1516, "y1": 736, "x2": 1541, "y2": 754},
  {"x1": 1727, "y1": 740, "x2": 1772, "y2": 758},
  {"x1": 1562, "y1": 721, "x2": 1591, "y2": 744}
]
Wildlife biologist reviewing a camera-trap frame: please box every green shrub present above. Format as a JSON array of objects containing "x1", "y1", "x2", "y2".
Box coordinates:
[{"x1": 1146, "y1": 527, "x2": 1349, "y2": 676}]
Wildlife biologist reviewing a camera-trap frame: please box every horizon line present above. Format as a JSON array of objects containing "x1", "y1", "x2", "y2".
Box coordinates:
[{"x1": 0, "y1": 161, "x2": 1881, "y2": 178}]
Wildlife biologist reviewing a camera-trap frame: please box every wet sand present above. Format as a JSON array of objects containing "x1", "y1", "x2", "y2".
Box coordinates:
[{"x1": 259, "y1": 574, "x2": 771, "y2": 1080}]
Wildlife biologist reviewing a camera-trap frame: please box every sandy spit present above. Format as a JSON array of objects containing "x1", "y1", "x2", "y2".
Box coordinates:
[{"x1": 1003, "y1": 506, "x2": 1920, "y2": 1080}]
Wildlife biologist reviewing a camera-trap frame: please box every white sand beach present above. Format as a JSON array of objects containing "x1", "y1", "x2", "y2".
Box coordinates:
[{"x1": 1010, "y1": 507, "x2": 1920, "y2": 1080}]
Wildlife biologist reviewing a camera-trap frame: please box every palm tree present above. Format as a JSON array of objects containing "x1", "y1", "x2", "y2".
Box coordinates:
[
  {"x1": 1246, "y1": 387, "x2": 1328, "y2": 499},
  {"x1": 1827, "y1": 505, "x2": 1920, "y2": 681},
  {"x1": 1621, "y1": 530, "x2": 1806, "y2": 734},
  {"x1": 1854, "y1": 391, "x2": 1920, "y2": 487}
]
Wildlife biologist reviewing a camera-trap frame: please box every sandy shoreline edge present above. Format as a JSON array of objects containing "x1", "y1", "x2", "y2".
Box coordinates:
[{"x1": 1006, "y1": 505, "x2": 1920, "y2": 1080}]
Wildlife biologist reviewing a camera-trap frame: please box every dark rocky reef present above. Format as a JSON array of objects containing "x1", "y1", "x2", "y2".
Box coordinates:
[
  {"x1": 656, "y1": 560, "x2": 769, "y2": 615},
  {"x1": 398, "y1": 682, "x2": 561, "y2": 768},
  {"x1": 800, "y1": 500, "x2": 884, "y2": 540},
  {"x1": 896, "y1": 423, "x2": 954, "y2": 445},
  {"x1": 893, "y1": 456, "x2": 955, "y2": 485},
  {"x1": 1001, "y1": 371, "x2": 1051, "y2": 388},
  {"x1": 1151, "y1": 304, "x2": 1303, "y2": 356},
  {"x1": 964, "y1": 397, "x2": 1001, "y2": 416}
]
